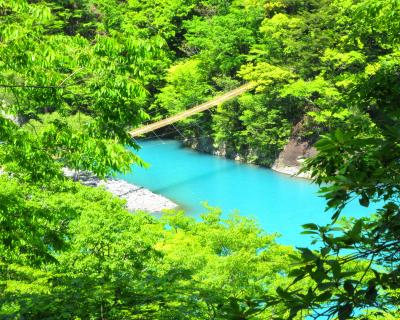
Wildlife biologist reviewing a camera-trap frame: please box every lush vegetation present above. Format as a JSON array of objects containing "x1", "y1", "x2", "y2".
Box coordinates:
[
  {"x1": 1, "y1": 0, "x2": 399, "y2": 319},
  {"x1": 0, "y1": 176, "x2": 296, "y2": 319}
]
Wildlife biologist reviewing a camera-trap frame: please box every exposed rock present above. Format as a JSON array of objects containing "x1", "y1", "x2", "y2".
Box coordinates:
[
  {"x1": 184, "y1": 138, "x2": 244, "y2": 162},
  {"x1": 184, "y1": 136, "x2": 215, "y2": 154},
  {"x1": 63, "y1": 168, "x2": 178, "y2": 213},
  {"x1": 1, "y1": 109, "x2": 28, "y2": 126},
  {"x1": 182, "y1": 124, "x2": 318, "y2": 180},
  {"x1": 271, "y1": 139, "x2": 316, "y2": 179}
]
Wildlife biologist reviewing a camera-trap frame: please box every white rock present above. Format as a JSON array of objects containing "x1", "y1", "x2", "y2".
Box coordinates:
[
  {"x1": 63, "y1": 168, "x2": 178, "y2": 213},
  {"x1": 271, "y1": 164, "x2": 311, "y2": 179}
]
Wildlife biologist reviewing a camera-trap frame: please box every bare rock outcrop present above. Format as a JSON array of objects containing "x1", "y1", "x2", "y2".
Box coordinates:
[{"x1": 271, "y1": 139, "x2": 316, "y2": 179}]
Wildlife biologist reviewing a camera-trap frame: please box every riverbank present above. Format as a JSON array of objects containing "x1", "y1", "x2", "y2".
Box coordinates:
[
  {"x1": 270, "y1": 139, "x2": 316, "y2": 179},
  {"x1": 270, "y1": 163, "x2": 311, "y2": 179},
  {"x1": 183, "y1": 137, "x2": 315, "y2": 179},
  {"x1": 63, "y1": 169, "x2": 178, "y2": 213}
]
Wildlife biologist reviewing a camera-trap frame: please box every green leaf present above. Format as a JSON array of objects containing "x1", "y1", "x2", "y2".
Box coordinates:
[
  {"x1": 297, "y1": 247, "x2": 318, "y2": 262},
  {"x1": 349, "y1": 220, "x2": 363, "y2": 239},
  {"x1": 343, "y1": 280, "x2": 355, "y2": 295},
  {"x1": 321, "y1": 246, "x2": 331, "y2": 256},
  {"x1": 359, "y1": 195, "x2": 370, "y2": 207},
  {"x1": 338, "y1": 303, "x2": 353, "y2": 320},
  {"x1": 302, "y1": 223, "x2": 319, "y2": 231},
  {"x1": 316, "y1": 290, "x2": 332, "y2": 302}
]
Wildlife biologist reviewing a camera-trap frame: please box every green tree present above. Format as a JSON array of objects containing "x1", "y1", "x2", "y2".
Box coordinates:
[
  {"x1": 1, "y1": 184, "x2": 296, "y2": 319},
  {"x1": 266, "y1": 1, "x2": 400, "y2": 318}
]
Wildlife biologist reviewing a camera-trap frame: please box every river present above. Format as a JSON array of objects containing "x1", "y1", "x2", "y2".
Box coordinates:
[{"x1": 118, "y1": 139, "x2": 377, "y2": 246}]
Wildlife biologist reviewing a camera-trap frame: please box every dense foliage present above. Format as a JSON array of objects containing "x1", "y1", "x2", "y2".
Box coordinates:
[
  {"x1": 0, "y1": 175, "x2": 296, "y2": 319},
  {"x1": 1, "y1": 0, "x2": 400, "y2": 319}
]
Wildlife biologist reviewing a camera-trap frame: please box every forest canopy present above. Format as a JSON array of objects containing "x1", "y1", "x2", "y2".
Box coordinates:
[{"x1": 0, "y1": 0, "x2": 399, "y2": 319}]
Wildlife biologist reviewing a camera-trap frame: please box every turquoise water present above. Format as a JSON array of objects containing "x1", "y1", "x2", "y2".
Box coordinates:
[{"x1": 119, "y1": 140, "x2": 377, "y2": 246}]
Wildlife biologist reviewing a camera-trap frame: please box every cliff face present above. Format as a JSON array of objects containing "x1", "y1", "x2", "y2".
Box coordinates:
[{"x1": 271, "y1": 139, "x2": 316, "y2": 178}]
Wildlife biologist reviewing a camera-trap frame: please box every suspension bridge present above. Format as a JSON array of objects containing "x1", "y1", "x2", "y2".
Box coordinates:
[{"x1": 129, "y1": 83, "x2": 254, "y2": 137}]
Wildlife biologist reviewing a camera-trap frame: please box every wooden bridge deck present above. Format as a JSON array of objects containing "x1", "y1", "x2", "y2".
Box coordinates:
[{"x1": 129, "y1": 83, "x2": 254, "y2": 137}]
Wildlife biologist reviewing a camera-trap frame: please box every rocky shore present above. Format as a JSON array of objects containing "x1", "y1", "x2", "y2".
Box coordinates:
[
  {"x1": 63, "y1": 169, "x2": 178, "y2": 213},
  {"x1": 271, "y1": 139, "x2": 316, "y2": 179},
  {"x1": 270, "y1": 163, "x2": 310, "y2": 179},
  {"x1": 184, "y1": 136, "x2": 315, "y2": 179}
]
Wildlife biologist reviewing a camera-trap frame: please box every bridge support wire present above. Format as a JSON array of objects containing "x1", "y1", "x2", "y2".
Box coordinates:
[
  {"x1": 172, "y1": 123, "x2": 186, "y2": 140},
  {"x1": 151, "y1": 129, "x2": 166, "y2": 145}
]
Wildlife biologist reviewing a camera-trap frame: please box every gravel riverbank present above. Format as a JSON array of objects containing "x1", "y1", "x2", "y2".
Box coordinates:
[{"x1": 63, "y1": 169, "x2": 178, "y2": 213}]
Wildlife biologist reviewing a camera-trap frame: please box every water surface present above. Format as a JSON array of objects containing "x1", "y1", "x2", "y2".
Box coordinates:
[{"x1": 119, "y1": 140, "x2": 376, "y2": 246}]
